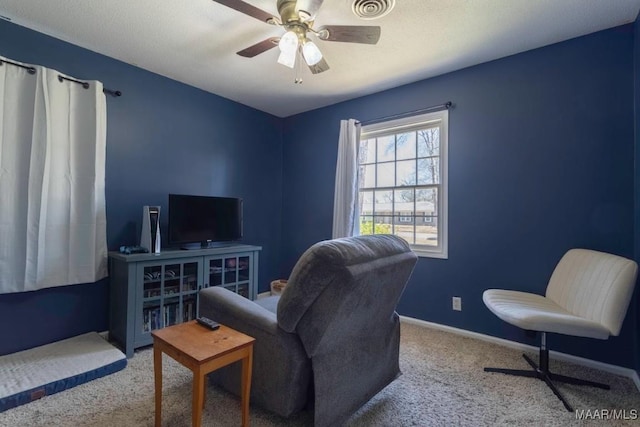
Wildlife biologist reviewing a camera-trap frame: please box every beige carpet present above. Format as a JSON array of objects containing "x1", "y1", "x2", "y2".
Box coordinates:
[{"x1": 1, "y1": 321, "x2": 638, "y2": 426}]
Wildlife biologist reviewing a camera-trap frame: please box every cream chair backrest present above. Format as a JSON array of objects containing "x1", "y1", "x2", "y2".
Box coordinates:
[{"x1": 545, "y1": 249, "x2": 638, "y2": 336}]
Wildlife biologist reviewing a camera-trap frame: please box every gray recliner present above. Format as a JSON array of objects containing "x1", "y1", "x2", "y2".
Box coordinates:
[{"x1": 199, "y1": 234, "x2": 418, "y2": 426}]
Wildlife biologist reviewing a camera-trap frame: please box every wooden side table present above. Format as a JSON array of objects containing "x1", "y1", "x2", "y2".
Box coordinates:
[{"x1": 151, "y1": 321, "x2": 255, "y2": 427}]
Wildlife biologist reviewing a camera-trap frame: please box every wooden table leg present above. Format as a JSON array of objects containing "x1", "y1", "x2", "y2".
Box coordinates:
[
  {"x1": 202, "y1": 377, "x2": 207, "y2": 410},
  {"x1": 153, "y1": 345, "x2": 162, "y2": 427},
  {"x1": 240, "y1": 346, "x2": 253, "y2": 427},
  {"x1": 192, "y1": 368, "x2": 205, "y2": 427}
]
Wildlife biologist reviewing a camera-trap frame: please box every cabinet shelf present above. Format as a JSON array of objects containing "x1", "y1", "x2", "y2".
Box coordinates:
[{"x1": 109, "y1": 244, "x2": 261, "y2": 358}]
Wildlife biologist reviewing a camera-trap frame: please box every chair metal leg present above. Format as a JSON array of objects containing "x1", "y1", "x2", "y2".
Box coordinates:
[
  {"x1": 483, "y1": 332, "x2": 610, "y2": 412},
  {"x1": 483, "y1": 367, "x2": 539, "y2": 378},
  {"x1": 541, "y1": 371, "x2": 574, "y2": 412},
  {"x1": 548, "y1": 372, "x2": 610, "y2": 389},
  {"x1": 522, "y1": 353, "x2": 539, "y2": 371}
]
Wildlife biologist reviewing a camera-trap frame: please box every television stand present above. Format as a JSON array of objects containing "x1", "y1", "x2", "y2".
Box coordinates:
[{"x1": 108, "y1": 244, "x2": 261, "y2": 357}]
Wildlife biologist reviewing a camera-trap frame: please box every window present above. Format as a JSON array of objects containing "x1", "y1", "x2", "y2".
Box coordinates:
[{"x1": 357, "y1": 110, "x2": 448, "y2": 258}]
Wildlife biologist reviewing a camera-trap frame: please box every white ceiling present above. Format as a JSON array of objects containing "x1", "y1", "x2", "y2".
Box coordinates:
[{"x1": 0, "y1": 0, "x2": 639, "y2": 117}]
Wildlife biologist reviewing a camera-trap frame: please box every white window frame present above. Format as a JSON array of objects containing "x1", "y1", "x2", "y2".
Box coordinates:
[{"x1": 359, "y1": 110, "x2": 448, "y2": 259}]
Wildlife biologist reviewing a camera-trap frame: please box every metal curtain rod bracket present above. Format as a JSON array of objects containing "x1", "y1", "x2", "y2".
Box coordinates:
[
  {"x1": 58, "y1": 74, "x2": 89, "y2": 89},
  {"x1": 58, "y1": 75, "x2": 122, "y2": 97},
  {"x1": 357, "y1": 101, "x2": 453, "y2": 126},
  {"x1": 0, "y1": 58, "x2": 36, "y2": 74},
  {"x1": 0, "y1": 58, "x2": 121, "y2": 96},
  {"x1": 103, "y1": 89, "x2": 122, "y2": 97}
]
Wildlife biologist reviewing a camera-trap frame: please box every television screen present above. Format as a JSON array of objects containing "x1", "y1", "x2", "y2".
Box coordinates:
[{"x1": 168, "y1": 194, "x2": 243, "y2": 248}]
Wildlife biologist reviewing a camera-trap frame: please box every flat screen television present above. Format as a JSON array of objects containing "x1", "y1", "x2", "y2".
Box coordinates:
[{"x1": 168, "y1": 194, "x2": 243, "y2": 249}]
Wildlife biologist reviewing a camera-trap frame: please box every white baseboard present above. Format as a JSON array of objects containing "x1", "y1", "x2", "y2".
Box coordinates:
[{"x1": 400, "y1": 315, "x2": 640, "y2": 392}]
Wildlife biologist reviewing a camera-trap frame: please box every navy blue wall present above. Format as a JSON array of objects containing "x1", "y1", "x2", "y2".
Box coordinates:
[
  {"x1": 0, "y1": 20, "x2": 283, "y2": 355},
  {"x1": 282, "y1": 26, "x2": 636, "y2": 367}
]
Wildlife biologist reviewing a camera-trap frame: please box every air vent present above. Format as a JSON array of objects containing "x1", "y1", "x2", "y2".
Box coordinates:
[{"x1": 352, "y1": 0, "x2": 396, "y2": 20}]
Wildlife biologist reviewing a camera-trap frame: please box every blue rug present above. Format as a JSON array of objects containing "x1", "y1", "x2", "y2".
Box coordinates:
[{"x1": 0, "y1": 332, "x2": 126, "y2": 412}]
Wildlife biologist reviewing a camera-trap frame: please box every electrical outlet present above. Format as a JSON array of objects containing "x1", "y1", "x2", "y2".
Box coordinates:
[{"x1": 452, "y1": 296, "x2": 462, "y2": 311}]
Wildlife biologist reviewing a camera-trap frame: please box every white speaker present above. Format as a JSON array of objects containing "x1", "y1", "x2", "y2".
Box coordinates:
[{"x1": 141, "y1": 206, "x2": 161, "y2": 253}]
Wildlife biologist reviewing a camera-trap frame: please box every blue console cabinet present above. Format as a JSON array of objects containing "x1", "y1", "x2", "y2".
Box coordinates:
[{"x1": 108, "y1": 244, "x2": 261, "y2": 357}]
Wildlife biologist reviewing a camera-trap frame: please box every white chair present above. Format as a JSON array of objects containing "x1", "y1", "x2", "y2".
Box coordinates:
[{"x1": 483, "y1": 248, "x2": 637, "y2": 411}]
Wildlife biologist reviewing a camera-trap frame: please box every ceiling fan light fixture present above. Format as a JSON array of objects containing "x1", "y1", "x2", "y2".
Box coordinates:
[
  {"x1": 298, "y1": 10, "x2": 312, "y2": 22},
  {"x1": 278, "y1": 30, "x2": 299, "y2": 53},
  {"x1": 213, "y1": 0, "x2": 379, "y2": 77},
  {"x1": 316, "y1": 28, "x2": 330, "y2": 40},
  {"x1": 302, "y1": 40, "x2": 322, "y2": 66},
  {"x1": 277, "y1": 49, "x2": 297, "y2": 68}
]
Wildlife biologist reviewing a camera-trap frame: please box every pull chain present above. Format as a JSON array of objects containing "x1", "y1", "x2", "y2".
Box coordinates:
[{"x1": 294, "y1": 47, "x2": 303, "y2": 84}]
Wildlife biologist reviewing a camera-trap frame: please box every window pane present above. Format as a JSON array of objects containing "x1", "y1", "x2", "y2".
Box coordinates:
[
  {"x1": 396, "y1": 160, "x2": 416, "y2": 186},
  {"x1": 359, "y1": 190, "x2": 373, "y2": 215},
  {"x1": 396, "y1": 132, "x2": 416, "y2": 160},
  {"x1": 374, "y1": 190, "x2": 393, "y2": 216},
  {"x1": 396, "y1": 228, "x2": 415, "y2": 245},
  {"x1": 416, "y1": 218, "x2": 438, "y2": 246},
  {"x1": 373, "y1": 216, "x2": 393, "y2": 234},
  {"x1": 417, "y1": 128, "x2": 440, "y2": 157},
  {"x1": 359, "y1": 138, "x2": 376, "y2": 164},
  {"x1": 417, "y1": 157, "x2": 440, "y2": 185},
  {"x1": 418, "y1": 215, "x2": 436, "y2": 225},
  {"x1": 361, "y1": 216, "x2": 393, "y2": 235},
  {"x1": 416, "y1": 188, "x2": 437, "y2": 216},
  {"x1": 394, "y1": 188, "x2": 414, "y2": 215},
  {"x1": 360, "y1": 164, "x2": 375, "y2": 188},
  {"x1": 395, "y1": 214, "x2": 414, "y2": 223},
  {"x1": 377, "y1": 162, "x2": 395, "y2": 187},
  {"x1": 359, "y1": 216, "x2": 375, "y2": 235},
  {"x1": 377, "y1": 135, "x2": 395, "y2": 162}
]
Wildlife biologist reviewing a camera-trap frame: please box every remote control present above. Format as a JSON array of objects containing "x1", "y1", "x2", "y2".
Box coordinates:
[{"x1": 196, "y1": 316, "x2": 220, "y2": 330}]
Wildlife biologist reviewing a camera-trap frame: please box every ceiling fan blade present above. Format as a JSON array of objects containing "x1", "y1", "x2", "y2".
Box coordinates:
[
  {"x1": 296, "y1": 0, "x2": 324, "y2": 19},
  {"x1": 236, "y1": 37, "x2": 279, "y2": 58},
  {"x1": 317, "y1": 25, "x2": 381, "y2": 44},
  {"x1": 211, "y1": 0, "x2": 277, "y2": 23},
  {"x1": 308, "y1": 57, "x2": 330, "y2": 74}
]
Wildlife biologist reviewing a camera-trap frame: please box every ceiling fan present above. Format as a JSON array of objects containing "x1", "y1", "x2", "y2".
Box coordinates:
[{"x1": 211, "y1": 0, "x2": 381, "y2": 76}]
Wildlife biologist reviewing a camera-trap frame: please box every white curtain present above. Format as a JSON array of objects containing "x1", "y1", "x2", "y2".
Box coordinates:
[
  {"x1": 332, "y1": 119, "x2": 361, "y2": 239},
  {"x1": 0, "y1": 56, "x2": 108, "y2": 293}
]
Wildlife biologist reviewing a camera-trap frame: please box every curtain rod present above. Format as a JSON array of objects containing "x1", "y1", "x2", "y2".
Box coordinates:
[
  {"x1": 57, "y1": 75, "x2": 122, "y2": 97},
  {"x1": 357, "y1": 101, "x2": 452, "y2": 126},
  {"x1": 0, "y1": 58, "x2": 122, "y2": 97}
]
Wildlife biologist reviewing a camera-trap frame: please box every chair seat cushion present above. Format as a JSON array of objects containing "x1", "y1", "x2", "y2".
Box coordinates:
[{"x1": 483, "y1": 289, "x2": 611, "y2": 339}]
